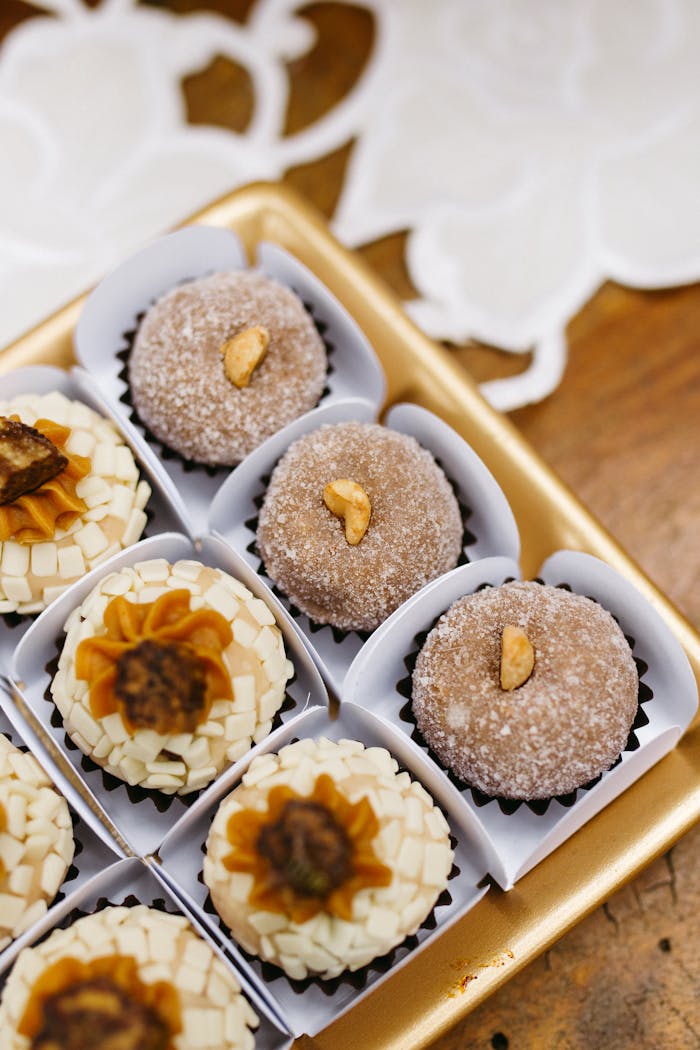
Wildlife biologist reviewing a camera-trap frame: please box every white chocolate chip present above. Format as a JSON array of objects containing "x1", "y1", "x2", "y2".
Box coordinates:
[
  {"x1": 1, "y1": 542, "x2": 29, "y2": 576},
  {"x1": 74, "y1": 522, "x2": 109, "y2": 559},
  {"x1": 52, "y1": 560, "x2": 291, "y2": 796}
]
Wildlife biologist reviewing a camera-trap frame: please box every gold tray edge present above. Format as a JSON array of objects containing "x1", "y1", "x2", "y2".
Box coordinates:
[{"x1": 3, "y1": 181, "x2": 700, "y2": 1049}]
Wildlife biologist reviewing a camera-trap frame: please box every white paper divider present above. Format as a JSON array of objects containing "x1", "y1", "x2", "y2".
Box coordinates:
[
  {"x1": 343, "y1": 553, "x2": 698, "y2": 889},
  {"x1": 384, "y1": 403, "x2": 520, "y2": 563},
  {"x1": 9, "y1": 532, "x2": 329, "y2": 858},
  {"x1": 70, "y1": 365, "x2": 193, "y2": 536},
  {"x1": 0, "y1": 693, "x2": 122, "y2": 966},
  {"x1": 74, "y1": 226, "x2": 248, "y2": 386},
  {"x1": 0, "y1": 856, "x2": 293, "y2": 1050},
  {"x1": 0, "y1": 676, "x2": 126, "y2": 857},
  {"x1": 209, "y1": 398, "x2": 519, "y2": 698},
  {"x1": 0, "y1": 616, "x2": 29, "y2": 690},
  {"x1": 0, "y1": 365, "x2": 186, "y2": 675},
  {"x1": 73, "y1": 226, "x2": 386, "y2": 536},
  {"x1": 256, "y1": 241, "x2": 386, "y2": 408},
  {"x1": 156, "y1": 703, "x2": 490, "y2": 1040}
]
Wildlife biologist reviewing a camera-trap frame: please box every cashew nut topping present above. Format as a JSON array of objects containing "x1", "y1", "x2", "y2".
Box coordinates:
[
  {"x1": 500, "y1": 623, "x2": 535, "y2": 690},
  {"x1": 220, "y1": 325, "x2": 270, "y2": 388},
  {"x1": 323, "y1": 478, "x2": 371, "y2": 545}
]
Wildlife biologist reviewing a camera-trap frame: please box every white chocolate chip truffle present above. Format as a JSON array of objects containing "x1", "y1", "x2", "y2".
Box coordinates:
[
  {"x1": 0, "y1": 391, "x2": 150, "y2": 615},
  {"x1": 0, "y1": 904, "x2": 259, "y2": 1049},
  {"x1": 0, "y1": 733, "x2": 74, "y2": 951},
  {"x1": 50, "y1": 560, "x2": 294, "y2": 795},
  {"x1": 204, "y1": 737, "x2": 454, "y2": 980}
]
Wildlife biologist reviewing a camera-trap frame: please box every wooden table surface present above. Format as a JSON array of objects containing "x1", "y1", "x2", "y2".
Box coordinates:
[
  {"x1": 4, "y1": 2, "x2": 700, "y2": 1046},
  {"x1": 246, "y1": 5, "x2": 700, "y2": 1046},
  {"x1": 277, "y1": 18, "x2": 700, "y2": 1046}
]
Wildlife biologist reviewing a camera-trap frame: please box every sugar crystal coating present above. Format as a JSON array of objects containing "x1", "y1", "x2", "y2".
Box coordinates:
[
  {"x1": 257, "y1": 422, "x2": 463, "y2": 632},
  {"x1": 128, "y1": 270, "x2": 327, "y2": 466},
  {"x1": 412, "y1": 581, "x2": 640, "y2": 800}
]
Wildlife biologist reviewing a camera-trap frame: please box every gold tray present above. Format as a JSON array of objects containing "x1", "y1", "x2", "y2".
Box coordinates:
[{"x1": 3, "y1": 182, "x2": 700, "y2": 1050}]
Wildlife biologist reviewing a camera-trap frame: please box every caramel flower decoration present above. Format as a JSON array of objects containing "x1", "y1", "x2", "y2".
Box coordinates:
[
  {"x1": 75, "y1": 589, "x2": 233, "y2": 735},
  {"x1": 19, "y1": 953, "x2": 181, "y2": 1049},
  {"x1": 0, "y1": 417, "x2": 90, "y2": 543},
  {"x1": 223, "y1": 772, "x2": 392, "y2": 924}
]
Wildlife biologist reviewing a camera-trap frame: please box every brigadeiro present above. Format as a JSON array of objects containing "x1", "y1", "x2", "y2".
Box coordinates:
[
  {"x1": 203, "y1": 736, "x2": 454, "y2": 981},
  {"x1": 50, "y1": 558, "x2": 293, "y2": 796},
  {"x1": 0, "y1": 390, "x2": 150, "y2": 616},
  {"x1": 256, "y1": 420, "x2": 464, "y2": 633},
  {"x1": 411, "y1": 581, "x2": 639, "y2": 800},
  {"x1": 0, "y1": 904, "x2": 259, "y2": 1049},
  {"x1": 127, "y1": 271, "x2": 327, "y2": 467}
]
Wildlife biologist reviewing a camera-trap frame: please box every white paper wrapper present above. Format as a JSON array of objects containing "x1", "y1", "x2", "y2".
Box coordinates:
[
  {"x1": 0, "y1": 690, "x2": 122, "y2": 964},
  {"x1": 0, "y1": 365, "x2": 188, "y2": 675},
  {"x1": 73, "y1": 226, "x2": 386, "y2": 536},
  {"x1": 208, "y1": 398, "x2": 520, "y2": 697},
  {"x1": 156, "y1": 703, "x2": 491, "y2": 1039},
  {"x1": 0, "y1": 855, "x2": 292, "y2": 1050},
  {"x1": 343, "y1": 552, "x2": 698, "y2": 889},
  {"x1": 9, "y1": 532, "x2": 329, "y2": 858}
]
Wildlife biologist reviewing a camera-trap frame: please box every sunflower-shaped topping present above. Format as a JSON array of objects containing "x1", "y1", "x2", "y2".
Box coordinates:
[
  {"x1": 223, "y1": 773, "x2": 392, "y2": 923},
  {"x1": 18, "y1": 954, "x2": 181, "y2": 1050},
  {"x1": 0, "y1": 417, "x2": 90, "y2": 542},
  {"x1": 75, "y1": 589, "x2": 233, "y2": 735}
]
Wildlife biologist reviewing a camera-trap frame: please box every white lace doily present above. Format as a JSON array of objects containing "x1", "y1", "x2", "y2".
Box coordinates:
[{"x1": 1, "y1": 0, "x2": 699, "y2": 409}]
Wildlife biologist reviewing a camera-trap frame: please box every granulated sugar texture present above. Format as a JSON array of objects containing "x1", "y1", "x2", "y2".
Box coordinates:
[
  {"x1": 128, "y1": 270, "x2": 327, "y2": 466},
  {"x1": 257, "y1": 421, "x2": 464, "y2": 633},
  {"x1": 412, "y1": 581, "x2": 639, "y2": 800}
]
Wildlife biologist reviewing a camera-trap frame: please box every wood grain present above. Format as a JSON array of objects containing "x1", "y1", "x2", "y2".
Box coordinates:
[
  {"x1": 456, "y1": 280, "x2": 700, "y2": 632},
  {"x1": 153, "y1": 2, "x2": 700, "y2": 1044},
  {"x1": 3, "y1": 0, "x2": 698, "y2": 1044},
  {"x1": 434, "y1": 279, "x2": 700, "y2": 1050}
]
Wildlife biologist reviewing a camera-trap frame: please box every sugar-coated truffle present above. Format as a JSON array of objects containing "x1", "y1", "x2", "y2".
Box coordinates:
[
  {"x1": 412, "y1": 581, "x2": 639, "y2": 800},
  {"x1": 257, "y1": 421, "x2": 463, "y2": 633},
  {"x1": 128, "y1": 270, "x2": 327, "y2": 466}
]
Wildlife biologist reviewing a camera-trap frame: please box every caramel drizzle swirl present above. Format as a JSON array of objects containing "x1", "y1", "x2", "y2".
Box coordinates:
[
  {"x1": 0, "y1": 417, "x2": 90, "y2": 543},
  {"x1": 75, "y1": 589, "x2": 233, "y2": 735},
  {"x1": 224, "y1": 772, "x2": 392, "y2": 924}
]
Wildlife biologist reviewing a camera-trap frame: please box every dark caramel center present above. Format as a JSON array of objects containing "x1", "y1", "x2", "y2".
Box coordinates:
[
  {"x1": 114, "y1": 638, "x2": 208, "y2": 734},
  {"x1": 30, "y1": 976, "x2": 170, "y2": 1050},
  {"x1": 258, "y1": 798, "x2": 353, "y2": 897}
]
